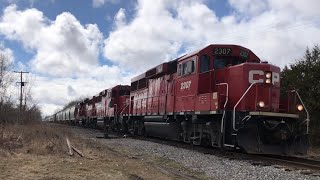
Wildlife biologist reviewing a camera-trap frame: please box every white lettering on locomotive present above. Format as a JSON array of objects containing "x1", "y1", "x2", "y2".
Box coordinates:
[
  {"x1": 249, "y1": 70, "x2": 264, "y2": 84},
  {"x1": 180, "y1": 81, "x2": 192, "y2": 90},
  {"x1": 248, "y1": 70, "x2": 280, "y2": 84}
]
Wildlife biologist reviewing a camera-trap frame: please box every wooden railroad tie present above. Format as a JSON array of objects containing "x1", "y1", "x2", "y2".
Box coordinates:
[{"x1": 65, "y1": 137, "x2": 84, "y2": 157}]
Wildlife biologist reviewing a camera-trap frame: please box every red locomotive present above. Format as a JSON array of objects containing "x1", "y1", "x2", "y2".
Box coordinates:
[
  {"x1": 48, "y1": 44, "x2": 310, "y2": 155},
  {"x1": 75, "y1": 85, "x2": 130, "y2": 129}
]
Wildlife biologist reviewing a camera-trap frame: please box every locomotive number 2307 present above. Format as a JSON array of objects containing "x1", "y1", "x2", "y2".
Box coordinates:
[
  {"x1": 180, "y1": 81, "x2": 192, "y2": 90},
  {"x1": 213, "y1": 48, "x2": 232, "y2": 55}
]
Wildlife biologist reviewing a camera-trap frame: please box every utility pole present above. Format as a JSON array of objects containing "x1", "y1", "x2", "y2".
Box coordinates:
[{"x1": 13, "y1": 71, "x2": 29, "y2": 113}]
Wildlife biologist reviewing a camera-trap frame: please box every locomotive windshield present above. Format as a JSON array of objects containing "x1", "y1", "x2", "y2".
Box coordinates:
[{"x1": 214, "y1": 57, "x2": 245, "y2": 69}]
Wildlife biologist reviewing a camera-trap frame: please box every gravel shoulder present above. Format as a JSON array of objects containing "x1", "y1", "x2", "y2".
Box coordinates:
[{"x1": 69, "y1": 126, "x2": 320, "y2": 180}]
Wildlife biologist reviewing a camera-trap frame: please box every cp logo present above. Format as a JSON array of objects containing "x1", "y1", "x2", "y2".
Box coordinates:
[{"x1": 248, "y1": 70, "x2": 279, "y2": 84}]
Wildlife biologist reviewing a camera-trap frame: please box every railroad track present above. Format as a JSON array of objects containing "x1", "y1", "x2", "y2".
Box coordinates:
[
  {"x1": 50, "y1": 123, "x2": 320, "y2": 176},
  {"x1": 251, "y1": 154, "x2": 320, "y2": 172},
  {"x1": 129, "y1": 134, "x2": 320, "y2": 176}
]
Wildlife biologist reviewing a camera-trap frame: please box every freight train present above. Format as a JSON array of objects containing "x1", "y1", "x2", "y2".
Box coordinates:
[{"x1": 46, "y1": 44, "x2": 310, "y2": 155}]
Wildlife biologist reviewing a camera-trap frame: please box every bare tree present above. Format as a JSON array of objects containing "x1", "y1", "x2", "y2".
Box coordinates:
[
  {"x1": 0, "y1": 53, "x2": 13, "y2": 122},
  {"x1": 21, "y1": 74, "x2": 43, "y2": 123},
  {"x1": 0, "y1": 53, "x2": 41, "y2": 124}
]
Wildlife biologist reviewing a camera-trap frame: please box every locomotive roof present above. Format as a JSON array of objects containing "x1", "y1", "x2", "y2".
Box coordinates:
[
  {"x1": 131, "y1": 44, "x2": 260, "y2": 83},
  {"x1": 178, "y1": 44, "x2": 258, "y2": 61},
  {"x1": 111, "y1": 84, "x2": 130, "y2": 89},
  {"x1": 131, "y1": 72, "x2": 146, "y2": 82},
  {"x1": 131, "y1": 58, "x2": 179, "y2": 83}
]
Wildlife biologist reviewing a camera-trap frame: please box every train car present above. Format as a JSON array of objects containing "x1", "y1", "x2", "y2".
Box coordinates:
[
  {"x1": 56, "y1": 111, "x2": 64, "y2": 122},
  {"x1": 44, "y1": 116, "x2": 50, "y2": 122},
  {"x1": 128, "y1": 59, "x2": 178, "y2": 136},
  {"x1": 68, "y1": 106, "x2": 76, "y2": 125},
  {"x1": 104, "y1": 85, "x2": 131, "y2": 131},
  {"x1": 95, "y1": 90, "x2": 107, "y2": 128},
  {"x1": 71, "y1": 85, "x2": 131, "y2": 129},
  {"x1": 50, "y1": 115, "x2": 55, "y2": 122},
  {"x1": 77, "y1": 98, "x2": 89, "y2": 126},
  {"x1": 53, "y1": 113, "x2": 57, "y2": 122},
  {"x1": 85, "y1": 95, "x2": 100, "y2": 128},
  {"x1": 125, "y1": 44, "x2": 309, "y2": 155}
]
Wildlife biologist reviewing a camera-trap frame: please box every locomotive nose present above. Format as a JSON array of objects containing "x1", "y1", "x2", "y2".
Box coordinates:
[{"x1": 237, "y1": 117, "x2": 309, "y2": 155}]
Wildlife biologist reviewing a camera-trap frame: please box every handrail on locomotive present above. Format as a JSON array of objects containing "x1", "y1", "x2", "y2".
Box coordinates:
[
  {"x1": 216, "y1": 83, "x2": 229, "y2": 134},
  {"x1": 232, "y1": 82, "x2": 258, "y2": 132},
  {"x1": 292, "y1": 90, "x2": 310, "y2": 134},
  {"x1": 232, "y1": 84, "x2": 310, "y2": 134}
]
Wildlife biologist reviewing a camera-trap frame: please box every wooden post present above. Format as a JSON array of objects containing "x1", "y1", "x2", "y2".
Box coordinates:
[{"x1": 72, "y1": 145, "x2": 84, "y2": 157}]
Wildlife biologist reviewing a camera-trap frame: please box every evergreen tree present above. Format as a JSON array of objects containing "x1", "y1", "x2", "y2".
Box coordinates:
[{"x1": 281, "y1": 45, "x2": 320, "y2": 141}]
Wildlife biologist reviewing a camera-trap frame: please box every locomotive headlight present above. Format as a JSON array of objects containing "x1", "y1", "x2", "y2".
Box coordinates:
[
  {"x1": 297, "y1": 104, "x2": 304, "y2": 111},
  {"x1": 266, "y1": 72, "x2": 272, "y2": 78},
  {"x1": 258, "y1": 101, "x2": 265, "y2": 108},
  {"x1": 265, "y1": 72, "x2": 272, "y2": 84},
  {"x1": 265, "y1": 79, "x2": 271, "y2": 84}
]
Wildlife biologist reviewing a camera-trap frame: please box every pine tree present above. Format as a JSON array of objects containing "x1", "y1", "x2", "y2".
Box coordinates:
[{"x1": 281, "y1": 45, "x2": 320, "y2": 142}]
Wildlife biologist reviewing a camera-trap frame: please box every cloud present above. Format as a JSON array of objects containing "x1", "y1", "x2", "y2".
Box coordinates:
[
  {"x1": 0, "y1": 5, "x2": 103, "y2": 77},
  {"x1": 228, "y1": 0, "x2": 268, "y2": 16},
  {"x1": 1, "y1": 1, "x2": 320, "y2": 116},
  {"x1": 114, "y1": 8, "x2": 126, "y2": 28},
  {"x1": 104, "y1": 0, "x2": 320, "y2": 70},
  {"x1": 0, "y1": 5, "x2": 133, "y2": 115},
  {"x1": 0, "y1": 42, "x2": 14, "y2": 63},
  {"x1": 32, "y1": 66, "x2": 132, "y2": 115},
  {"x1": 92, "y1": 0, "x2": 119, "y2": 8},
  {"x1": 103, "y1": 1, "x2": 187, "y2": 71}
]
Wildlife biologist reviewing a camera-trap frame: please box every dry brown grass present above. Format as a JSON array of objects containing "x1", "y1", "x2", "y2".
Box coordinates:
[
  {"x1": 0, "y1": 124, "x2": 204, "y2": 180},
  {"x1": 0, "y1": 122, "x2": 74, "y2": 156}
]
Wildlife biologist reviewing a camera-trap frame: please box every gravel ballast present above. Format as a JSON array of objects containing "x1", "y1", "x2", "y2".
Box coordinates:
[
  {"x1": 71, "y1": 127, "x2": 319, "y2": 180},
  {"x1": 101, "y1": 137, "x2": 319, "y2": 180}
]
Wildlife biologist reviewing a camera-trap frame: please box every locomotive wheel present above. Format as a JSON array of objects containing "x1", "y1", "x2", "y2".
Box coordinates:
[
  {"x1": 207, "y1": 121, "x2": 222, "y2": 148},
  {"x1": 211, "y1": 130, "x2": 222, "y2": 148}
]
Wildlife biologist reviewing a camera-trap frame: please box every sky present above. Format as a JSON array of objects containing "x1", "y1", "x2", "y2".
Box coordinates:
[{"x1": 0, "y1": 0, "x2": 319, "y2": 116}]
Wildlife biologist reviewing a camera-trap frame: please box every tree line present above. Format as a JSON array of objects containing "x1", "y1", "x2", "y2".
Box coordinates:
[
  {"x1": 0, "y1": 53, "x2": 41, "y2": 124},
  {"x1": 281, "y1": 45, "x2": 320, "y2": 143}
]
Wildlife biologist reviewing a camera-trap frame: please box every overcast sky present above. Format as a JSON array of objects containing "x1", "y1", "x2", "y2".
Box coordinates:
[{"x1": 0, "y1": 0, "x2": 319, "y2": 116}]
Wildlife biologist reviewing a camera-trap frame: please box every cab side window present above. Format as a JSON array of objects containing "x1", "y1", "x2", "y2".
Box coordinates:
[
  {"x1": 178, "y1": 64, "x2": 182, "y2": 76},
  {"x1": 200, "y1": 55, "x2": 210, "y2": 73},
  {"x1": 178, "y1": 58, "x2": 196, "y2": 77}
]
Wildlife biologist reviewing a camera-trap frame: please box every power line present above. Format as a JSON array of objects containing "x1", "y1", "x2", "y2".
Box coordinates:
[{"x1": 13, "y1": 71, "x2": 29, "y2": 113}]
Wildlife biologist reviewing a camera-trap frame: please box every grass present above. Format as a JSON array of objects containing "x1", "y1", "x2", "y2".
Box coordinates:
[{"x1": 0, "y1": 122, "x2": 73, "y2": 156}]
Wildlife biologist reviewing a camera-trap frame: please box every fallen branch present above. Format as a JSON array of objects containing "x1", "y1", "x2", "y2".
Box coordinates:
[
  {"x1": 66, "y1": 137, "x2": 73, "y2": 156},
  {"x1": 72, "y1": 145, "x2": 84, "y2": 157},
  {"x1": 16, "y1": 134, "x2": 22, "y2": 142},
  {"x1": 40, "y1": 124, "x2": 56, "y2": 146}
]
